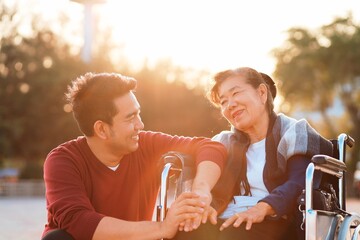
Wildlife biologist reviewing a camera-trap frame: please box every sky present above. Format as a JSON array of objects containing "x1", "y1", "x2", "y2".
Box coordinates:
[
  {"x1": 9, "y1": 0, "x2": 360, "y2": 75},
  {"x1": 101, "y1": 0, "x2": 360, "y2": 75}
]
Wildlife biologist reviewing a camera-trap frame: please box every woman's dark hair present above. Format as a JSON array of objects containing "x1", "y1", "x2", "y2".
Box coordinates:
[{"x1": 259, "y1": 72, "x2": 277, "y2": 99}]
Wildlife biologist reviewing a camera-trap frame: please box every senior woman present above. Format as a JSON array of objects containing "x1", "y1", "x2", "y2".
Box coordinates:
[{"x1": 173, "y1": 67, "x2": 333, "y2": 240}]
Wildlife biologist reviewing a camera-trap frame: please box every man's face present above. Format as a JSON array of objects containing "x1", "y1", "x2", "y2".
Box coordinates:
[{"x1": 106, "y1": 92, "x2": 144, "y2": 156}]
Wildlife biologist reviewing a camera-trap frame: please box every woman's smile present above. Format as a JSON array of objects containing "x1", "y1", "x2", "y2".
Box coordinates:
[{"x1": 231, "y1": 109, "x2": 244, "y2": 121}]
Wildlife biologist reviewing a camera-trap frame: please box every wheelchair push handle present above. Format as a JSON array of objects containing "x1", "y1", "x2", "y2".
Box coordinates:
[
  {"x1": 345, "y1": 134, "x2": 355, "y2": 148},
  {"x1": 338, "y1": 133, "x2": 355, "y2": 149}
]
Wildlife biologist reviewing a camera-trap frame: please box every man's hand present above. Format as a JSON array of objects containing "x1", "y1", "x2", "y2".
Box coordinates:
[
  {"x1": 160, "y1": 192, "x2": 206, "y2": 239},
  {"x1": 219, "y1": 202, "x2": 275, "y2": 231}
]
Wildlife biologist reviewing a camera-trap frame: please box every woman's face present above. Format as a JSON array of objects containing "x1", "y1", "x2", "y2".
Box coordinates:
[{"x1": 217, "y1": 75, "x2": 268, "y2": 133}]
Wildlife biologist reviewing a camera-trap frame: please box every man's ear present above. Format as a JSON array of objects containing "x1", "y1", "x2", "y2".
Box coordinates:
[{"x1": 93, "y1": 120, "x2": 109, "y2": 139}]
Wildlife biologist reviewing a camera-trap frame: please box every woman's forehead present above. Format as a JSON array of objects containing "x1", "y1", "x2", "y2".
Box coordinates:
[{"x1": 219, "y1": 76, "x2": 247, "y2": 94}]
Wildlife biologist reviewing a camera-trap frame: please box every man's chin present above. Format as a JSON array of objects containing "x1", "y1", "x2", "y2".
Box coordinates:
[{"x1": 129, "y1": 143, "x2": 139, "y2": 152}]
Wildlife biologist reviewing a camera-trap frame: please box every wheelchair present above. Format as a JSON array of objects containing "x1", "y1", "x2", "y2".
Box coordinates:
[
  {"x1": 302, "y1": 133, "x2": 360, "y2": 239},
  {"x1": 157, "y1": 133, "x2": 360, "y2": 240}
]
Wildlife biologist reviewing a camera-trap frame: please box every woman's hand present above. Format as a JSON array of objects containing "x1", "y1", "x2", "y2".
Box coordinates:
[{"x1": 219, "y1": 202, "x2": 275, "y2": 231}]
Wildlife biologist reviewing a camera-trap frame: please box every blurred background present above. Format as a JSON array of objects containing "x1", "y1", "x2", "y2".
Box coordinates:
[{"x1": 0, "y1": 0, "x2": 360, "y2": 239}]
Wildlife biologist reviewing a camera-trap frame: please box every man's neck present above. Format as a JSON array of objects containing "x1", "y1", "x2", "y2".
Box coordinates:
[{"x1": 86, "y1": 137, "x2": 123, "y2": 167}]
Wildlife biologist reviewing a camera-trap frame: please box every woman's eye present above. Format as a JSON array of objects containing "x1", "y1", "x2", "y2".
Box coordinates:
[{"x1": 220, "y1": 100, "x2": 227, "y2": 106}]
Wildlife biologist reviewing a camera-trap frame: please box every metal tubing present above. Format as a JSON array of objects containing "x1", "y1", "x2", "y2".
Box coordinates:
[
  {"x1": 305, "y1": 163, "x2": 315, "y2": 240},
  {"x1": 158, "y1": 163, "x2": 173, "y2": 222},
  {"x1": 337, "y1": 133, "x2": 347, "y2": 210}
]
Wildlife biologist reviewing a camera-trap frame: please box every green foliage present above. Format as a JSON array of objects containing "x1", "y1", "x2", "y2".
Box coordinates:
[
  {"x1": 272, "y1": 13, "x2": 360, "y2": 179},
  {"x1": 0, "y1": 7, "x2": 84, "y2": 164}
]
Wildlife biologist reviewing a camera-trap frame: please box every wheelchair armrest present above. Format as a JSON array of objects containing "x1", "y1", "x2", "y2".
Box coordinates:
[
  {"x1": 311, "y1": 154, "x2": 347, "y2": 176},
  {"x1": 161, "y1": 151, "x2": 195, "y2": 180},
  {"x1": 162, "y1": 152, "x2": 185, "y2": 170}
]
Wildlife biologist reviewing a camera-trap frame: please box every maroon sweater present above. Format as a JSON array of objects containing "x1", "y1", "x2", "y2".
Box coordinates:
[{"x1": 43, "y1": 131, "x2": 226, "y2": 240}]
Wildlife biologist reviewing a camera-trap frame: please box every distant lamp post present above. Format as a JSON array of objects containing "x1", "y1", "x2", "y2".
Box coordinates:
[{"x1": 70, "y1": 0, "x2": 106, "y2": 63}]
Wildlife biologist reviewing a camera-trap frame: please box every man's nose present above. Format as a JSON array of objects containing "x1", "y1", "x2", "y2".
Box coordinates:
[{"x1": 135, "y1": 117, "x2": 144, "y2": 130}]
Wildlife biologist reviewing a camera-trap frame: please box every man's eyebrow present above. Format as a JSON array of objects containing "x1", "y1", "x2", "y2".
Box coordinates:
[{"x1": 125, "y1": 108, "x2": 140, "y2": 119}]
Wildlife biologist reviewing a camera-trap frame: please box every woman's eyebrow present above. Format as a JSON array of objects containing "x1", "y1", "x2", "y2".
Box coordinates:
[{"x1": 219, "y1": 86, "x2": 240, "y2": 99}]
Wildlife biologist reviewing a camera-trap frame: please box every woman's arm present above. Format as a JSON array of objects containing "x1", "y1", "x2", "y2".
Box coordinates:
[{"x1": 259, "y1": 155, "x2": 310, "y2": 218}]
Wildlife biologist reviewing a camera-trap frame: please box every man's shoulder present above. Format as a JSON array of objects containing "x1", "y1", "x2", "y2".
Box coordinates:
[{"x1": 46, "y1": 136, "x2": 86, "y2": 162}]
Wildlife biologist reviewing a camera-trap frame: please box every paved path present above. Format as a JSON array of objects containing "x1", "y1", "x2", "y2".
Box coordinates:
[
  {"x1": 0, "y1": 197, "x2": 46, "y2": 240},
  {"x1": 0, "y1": 197, "x2": 359, "y2": 240}
]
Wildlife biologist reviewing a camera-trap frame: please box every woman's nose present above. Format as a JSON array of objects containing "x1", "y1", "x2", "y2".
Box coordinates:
[{"x1": 227, "y1": 98, "x2": 236, "y2": 110}]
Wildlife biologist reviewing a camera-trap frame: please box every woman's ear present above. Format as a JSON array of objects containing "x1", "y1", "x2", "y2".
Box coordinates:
[
  {"x1": 258, "y1": 83, "x2": 268, "y2": 104},
  {"x1": 93, "y1": 120, "x2": 109, "y2": 139}
]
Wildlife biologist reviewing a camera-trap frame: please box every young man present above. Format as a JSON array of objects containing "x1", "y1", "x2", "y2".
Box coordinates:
[{"x1": 42, "y1": 72, "x2": 227, "y2": 240}]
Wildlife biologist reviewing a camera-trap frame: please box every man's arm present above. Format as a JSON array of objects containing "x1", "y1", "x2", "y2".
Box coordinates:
[
  {"x1": 92, "y1": 192, "x2": 205, "y2": 240},
  {"x1": 179, "y1": 160, "x2": 222, "y2": 231},
  {"x1": 192, "y1": 161, "x2": 222, "y2": 196},
  {"x1": 92, "y1": 161, "x2": 221, "y2": 239}
]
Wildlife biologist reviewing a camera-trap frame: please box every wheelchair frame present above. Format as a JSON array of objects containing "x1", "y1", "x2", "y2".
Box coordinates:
[
  {"x1": 304, "y1": 133, "x2": 360, "y2": 240},
  {"x1": 156, "y1": 151, "x2": 195, "y2": 222},
  {"x1": 157, "y1": 133, "x2": 360, "y2": 240}
]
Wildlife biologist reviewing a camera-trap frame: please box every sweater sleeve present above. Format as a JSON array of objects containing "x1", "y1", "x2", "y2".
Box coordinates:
[
  {"x1": 259, "y1": 155, "x2": 310, "y2": 218},
  {"x1": 44, "y1": 149, "x2": 104, "y2": 240},
  {"x1": 140, "y1": 131, "x2": 227, "y2": 172}
]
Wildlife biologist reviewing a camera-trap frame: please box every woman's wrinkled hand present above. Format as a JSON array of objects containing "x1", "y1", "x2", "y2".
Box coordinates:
[{"x1": 219, "y1": 202, "x2": 274, "y2": 231}]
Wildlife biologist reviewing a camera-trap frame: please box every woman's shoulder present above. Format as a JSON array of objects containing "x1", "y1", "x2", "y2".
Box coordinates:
[
  {"x1": 275, "y1": 112, "x2": 310, "y2": 133},
  {"x1": 276, "y1": 112, "x2": 299, "y2": 124},
  {"x1": 211, "y1": 130, "x2": 234, "y2": 149}
]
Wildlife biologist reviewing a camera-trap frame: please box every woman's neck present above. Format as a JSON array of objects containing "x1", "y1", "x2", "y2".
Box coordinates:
[{"x1": 246, "y1": 114, "x2": 270, "y2": 144}]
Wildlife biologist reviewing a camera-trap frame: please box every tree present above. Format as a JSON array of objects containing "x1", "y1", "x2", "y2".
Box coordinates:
[
  {"x1": 272, "y1": 13, "x2": 360, "y2": 192},
  {"x1": 0, "y1": 3, "x2": 87, "y2": 178}
]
